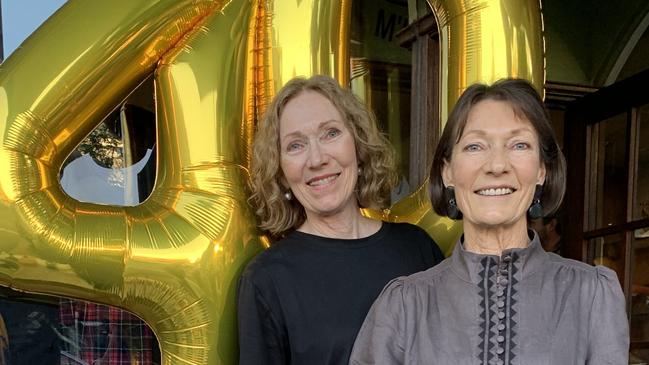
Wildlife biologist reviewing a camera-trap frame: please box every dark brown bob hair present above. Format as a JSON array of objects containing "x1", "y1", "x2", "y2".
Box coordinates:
[{"x1": 430, "y1": 78, "x2": 566, "y2": 218}]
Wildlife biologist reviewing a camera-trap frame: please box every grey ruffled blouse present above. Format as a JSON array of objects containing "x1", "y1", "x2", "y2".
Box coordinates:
[{"x1": 350, "y1": 232, "x2": 629, "y2": 364}]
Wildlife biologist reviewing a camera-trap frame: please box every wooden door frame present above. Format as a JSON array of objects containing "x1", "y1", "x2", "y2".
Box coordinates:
[{"x1": 564, "y1": 69, "x2": 649, "y2": 301}]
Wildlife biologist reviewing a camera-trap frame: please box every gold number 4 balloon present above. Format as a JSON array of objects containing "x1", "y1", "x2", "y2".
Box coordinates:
[{"x1": 0, "y1": 0, "x2": 542, "y2": 364}]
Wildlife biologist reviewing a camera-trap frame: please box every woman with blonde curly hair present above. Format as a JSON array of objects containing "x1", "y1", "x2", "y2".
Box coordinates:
[{"x1": 238, "y1": 75, "x2": 443, "y2": 365}]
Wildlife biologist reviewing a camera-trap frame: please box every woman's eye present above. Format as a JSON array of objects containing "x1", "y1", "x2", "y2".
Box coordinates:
[
  {"x1": 463, "y1": 143, "x2": 481, "y2": 152},
  {"x1": 324, "y1": 128, "x2": 341, "y2": 139},
  {"x1": 513, "y1": 142, "x2": 530, "y2": 150},
  {"x1": 286, "y1": 142, "x2": 303, "y2": 152}
]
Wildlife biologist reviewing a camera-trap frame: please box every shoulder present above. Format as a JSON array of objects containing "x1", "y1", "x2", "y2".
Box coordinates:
[
  {"x1": 546, "y1": 254, "x2": 622, "y2": 288},
  {"x1": 382, "y1": 222, "x2": 435, "y2": 246},
  {"x1": 369, "y1": 258, "x2": 453, "y2": 307},
  {"x1": 546, "y1": 253, "x2": 606, "y2": 275},
  {"x1": 381, "y1": 256, "x2": 453, "y2": 292},
  {"x1": 384, "y1": 222, "x2": 428, "y2": 236},
  {"x1": 382, "y1": 222, "x2": 444, "y2": 261},
  {"x1": 406, "y1": 256, "x2": 452, "y2": 283},
  {"x1": 240, "y1": 235, "x2": 302, "y2": 283}
]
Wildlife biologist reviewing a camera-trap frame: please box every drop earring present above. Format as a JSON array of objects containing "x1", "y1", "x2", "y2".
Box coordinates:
[
  {"x1": 445, "y1": 186, "x2": 462, "y2": 220},
  {"x1": 527, "y1": 184, "x2": 543, "y2": 219},
  {"x1": 284, "y1": 190, "x2": 292, "y2": 201}
]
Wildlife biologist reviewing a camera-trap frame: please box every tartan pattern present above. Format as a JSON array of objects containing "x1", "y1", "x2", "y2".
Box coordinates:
[{"x1": 59, "y1": 299, "x2": 156, "y2": 364}]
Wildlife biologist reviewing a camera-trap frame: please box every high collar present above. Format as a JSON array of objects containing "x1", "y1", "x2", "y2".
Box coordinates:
[{"x1": 450, "y1": 230, "x2": 548, "y2": 284}]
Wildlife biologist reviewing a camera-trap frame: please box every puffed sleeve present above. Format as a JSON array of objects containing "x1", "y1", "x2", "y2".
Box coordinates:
[
  {"x1": 349, "y1": 278, "x2": 407, "y2": 365},
  {"x1": 587, "y1": 266, "x2": 629, "y2": 364},
  {"x1": 237, "y1": 267, "x2": 288, "y2": 365}
]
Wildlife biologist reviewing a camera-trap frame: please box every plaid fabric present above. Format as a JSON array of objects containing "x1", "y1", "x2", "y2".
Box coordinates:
[{"x1": 59, "y1": 299, "x2": 156, "y2": 365}]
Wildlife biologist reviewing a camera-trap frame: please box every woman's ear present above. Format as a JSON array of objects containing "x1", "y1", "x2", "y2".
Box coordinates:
[
  {"x1": 537, "y1": 162, "x2": 546, "y2": 185},
  {"x1": 280, "y1": 176, "x2": 289, "y2": 190},
  {"x1": 442, "y1": 159, "x2": 453, "y2": 188}
]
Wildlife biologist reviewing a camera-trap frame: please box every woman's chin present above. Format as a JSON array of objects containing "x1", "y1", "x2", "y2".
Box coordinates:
[{"x1": 466, "y1": 213, "x2": 525, "y2": 229}]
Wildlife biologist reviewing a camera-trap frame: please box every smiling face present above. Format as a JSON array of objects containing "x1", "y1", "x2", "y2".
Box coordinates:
[
  {"x1": 442, "y1": 99, "x2": 546, "y2": 230},
  {"x1": 279, "y1": 90, "x2": 359, "y2": 221}
]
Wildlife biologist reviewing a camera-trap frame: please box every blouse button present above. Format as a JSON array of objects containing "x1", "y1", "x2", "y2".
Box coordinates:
[
  {"x1": 497, "y1": 301, "x2": 505, "y2": 308},
  {"x1": 496, "y1": 360, "x2": 504, "y2": 365},
  {"x1": 496, "y1": 347, "x2": 504, "y2": 354},
  {"x1": 497, "y1": 335, "x2": 505, "y2": 342},
  {"x1": 502, "y1": 255, "x2": 512, "y2": 263},
  {"x1": 499, "y1": 277, "x2": 509, "y2": 285},
  {"x1": 499, "y1": 269, "x2": 509, "y2": 276},
  {"x1": 497, "y1": 289, "x2": 505, "y2": 297},
  {"x1": 498, "y1": 323, "x2": 505, "y2": 331},
  {"x1": 498, "y1": 312, "x2": 506, "y2": 319}
]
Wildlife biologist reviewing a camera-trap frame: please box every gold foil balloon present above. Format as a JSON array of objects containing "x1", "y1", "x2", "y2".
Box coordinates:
[
  {"x1": 0, "y1": 0, "x2": 544, "y2": 364},
  {"x1": 0, "y1": 1, "x2": 263, "y2": 364},
  {"x1": 429, "y1": 0, "x2": 545, "y2": 124},
  {"x1": 362, "y1": 181, "x2": 463, "y2": 256}
]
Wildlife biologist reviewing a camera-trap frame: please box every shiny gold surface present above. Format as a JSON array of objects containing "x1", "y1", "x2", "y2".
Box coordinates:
[
  {"x1": 429, "y1": 0, "x2": 545, "y2": 125},
  {"x1": 0, "y1": 1, "x2": 264, "y2": 363},
  {"x1": 264, "y1": 0, "x2": 351, "y2": 94},
  {"x1": 362, "y1": 181, "x2": 463, "y2": 256}
]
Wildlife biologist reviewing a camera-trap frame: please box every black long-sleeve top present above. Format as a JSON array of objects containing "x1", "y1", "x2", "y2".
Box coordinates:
[{"x1": 237, "y1": 222, "x2": 444, "y2": 365}]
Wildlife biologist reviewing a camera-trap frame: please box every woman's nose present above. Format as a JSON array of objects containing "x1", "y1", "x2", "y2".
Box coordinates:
[
  {"x1": 307, "y1": 142, "x2": 327, "y2": 167},
  {"x1": 485, "y1": 148, "x2": 509, "y2": 175}
]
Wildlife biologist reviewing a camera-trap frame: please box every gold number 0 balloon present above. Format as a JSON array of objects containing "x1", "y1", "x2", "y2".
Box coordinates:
[{"x1": 0, "y1": 0, "x2": 543, "y2": 364}]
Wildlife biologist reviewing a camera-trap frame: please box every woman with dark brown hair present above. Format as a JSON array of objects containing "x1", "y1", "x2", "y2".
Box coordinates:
[
  {"x1": 237, "y1": 75, "x2": 444, "y2": 365},
  {"x1": 350, "y1": 78, "x2": 629, "y2": 364}
]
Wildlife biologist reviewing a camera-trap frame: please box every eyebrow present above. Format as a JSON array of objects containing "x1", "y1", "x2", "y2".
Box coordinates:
[
  {"x1": 280, "y1": 119, "x2": 343, "y2": 143},
  {"x1": 460, "y1": 127, "x2": 535, "y2": 139}
]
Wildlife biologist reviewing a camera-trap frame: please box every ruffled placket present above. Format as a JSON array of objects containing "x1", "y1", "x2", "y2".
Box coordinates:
[{"x1": 450, "y1": 232, "x2": 545, "y2": 365}]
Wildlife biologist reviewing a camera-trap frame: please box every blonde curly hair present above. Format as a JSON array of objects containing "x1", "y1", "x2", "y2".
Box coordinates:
[{"x1": 250, "y1": 75, "x2": 397, "y2": 236}]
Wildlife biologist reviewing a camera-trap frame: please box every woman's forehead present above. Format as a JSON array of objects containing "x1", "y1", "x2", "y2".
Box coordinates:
[{"x1": 459, "y1": 100, "x2": 535, "y2": 137}]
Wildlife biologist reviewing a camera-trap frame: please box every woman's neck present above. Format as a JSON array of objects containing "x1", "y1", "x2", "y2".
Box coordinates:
[
  {"x1": 462, "y1": 220, "x2": 530, "y2": 256},
  {"x1": 298, "y1": 205, "x2": 381, "y2": 239}
]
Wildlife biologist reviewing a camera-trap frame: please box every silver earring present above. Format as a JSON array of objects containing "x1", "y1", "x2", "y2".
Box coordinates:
[
  {"x1": 357, "y1": 167, "x2": 362, "y2": 175},
  {"x1": 284, "y1": 190, "x2": 292, "y2": 200}
]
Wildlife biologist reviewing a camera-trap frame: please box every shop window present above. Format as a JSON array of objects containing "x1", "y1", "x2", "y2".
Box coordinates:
[{"x1": 349, "y1": 0, "x2": 438, "y2": 202}]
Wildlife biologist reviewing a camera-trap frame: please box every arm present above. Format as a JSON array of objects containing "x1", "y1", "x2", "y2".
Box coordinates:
[
  {"x1": 349, "y1": 279, "x2": 407, "y2": 365},
  {"x1": 238, "y1": 269, "x2": 289, "y2": 365},
  {"x1": 587, "y1": 266, "x2": 629, "y2": 364}
]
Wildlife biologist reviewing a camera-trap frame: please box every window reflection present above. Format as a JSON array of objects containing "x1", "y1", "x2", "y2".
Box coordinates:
[
  {"x1": 58, "y1": 300, "x2": 156, "y2": 364},
  {"x1": 632, "y1": 231, "x2": 649, "y2": 363},
  {"x1": 634, "y1": 104, "x2": 649, "y2": 222},
  {"x1": 589, "y1": 113, "x2": 628, "y2": 229},
  {"x1": 350, "y1": 0, "x2": 413, "y2": 202},
  {"x1": 60, "y1": 77, "x2": 156, "y2": 206},
  {"x1": 591, "y1": 233, "x2": 625, "y2": 280}
]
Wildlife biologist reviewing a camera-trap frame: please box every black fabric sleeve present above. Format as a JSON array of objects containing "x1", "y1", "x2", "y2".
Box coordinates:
[
  {"x1": 410, "y1": 223, "x2": 446, "y2": 263},
  {"x1": 237, "y1": 269, "x2": 288, "y2": 365},
  {"x1": 430, "y1": 237, "x2": 445, "y2": 262}
]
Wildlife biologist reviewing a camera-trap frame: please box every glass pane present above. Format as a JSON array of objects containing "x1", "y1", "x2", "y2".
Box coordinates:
[
  {"x1": 60, "y1": 76, "x2": 156, "y2": 207},
  {"x1": 634, "y1": 104, "x2": 649, "y2": 221},
  {"x1": 547, "y1": 108, "x2": 565, "y2": 149},
  {"x1": 631, "y1": 227, "x2": 649, "y2": 360},
  {"x1": 0, "y1": 289, "x2": 160, "y2": 364},
  {"x1": 590, "y1": 232, "x2": 625, "y2": 280},
  {"x1": 350, "y1": 0, "x2": 413, "y2": 201},
  {"x1": 590, "y1": 113, "x2": 628, "y2": 230}
]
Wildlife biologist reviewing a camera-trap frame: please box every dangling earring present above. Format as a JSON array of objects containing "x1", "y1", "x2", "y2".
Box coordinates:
[
  {"x1": 527, "y1": 184, "x2": 543, "y2": 219},
  {"x1": 445, "y1": 186, "x2": 462, "y2": 220},
  {"x1": 284, "y1": 190, "x2": 293, "y2": 201}
]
